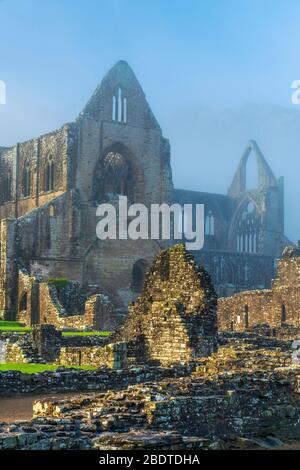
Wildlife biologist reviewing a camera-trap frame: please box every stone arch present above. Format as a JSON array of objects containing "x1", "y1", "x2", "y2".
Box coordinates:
[
  {"x1": 132, "y1": 259, "x2": 148, "y2": 292},
  {"x1": 205, "y1": 210, "x2": 215, "y2": 236},
  {"x1": 244, "y1": 304, "x2": 249, "y2": 328},
  {"x1": 92, "y1": 143, "x2": 144, "y2": 205},
  {"x1": 228, "y1": 140, "x2": 277, "y2": 197},
  {"x1": 229, "y1": 196, "x2": 260, "y2": 253},
  {"x1": 19, "y1": 291, "x2": 28, "y2": 312},
  {"x1": 44, "y1": 156, "x2": 55, "y2": 192},
  {"x1": 49, "y1": 204, "x2": 56, "y2": 217},
  {"x1": 281, "y1": 304, "x2": 287, "y2": 323},
  {"x1": 1, "y1": 170, "x2": 12, "y2": 203},
  {"x1": 112, "y1": 87, "x2": 127, "y2": 123},
  {"x1": 22, "y1": 160, "x2": 32, "y2": 197}
]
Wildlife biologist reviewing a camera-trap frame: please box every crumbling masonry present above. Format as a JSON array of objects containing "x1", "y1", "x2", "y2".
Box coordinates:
[
  {"x1": 2, "y1": 246, "x2": 300, "y2": 449},
  {"x1": 0, "y1": 60, "x2": 291, "y2": 329},
  {"x1": 218, "y1": 242, "x2": 300, "y2": 332}
]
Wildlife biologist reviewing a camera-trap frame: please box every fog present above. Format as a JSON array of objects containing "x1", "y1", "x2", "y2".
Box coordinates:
[{"x1": 0, "y1": 0, "x2": 299, "y2": 242}]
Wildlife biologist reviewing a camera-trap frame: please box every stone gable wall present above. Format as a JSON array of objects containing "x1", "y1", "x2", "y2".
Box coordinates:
[
  {"x1": 112, "y1": 244, "x2": 218, "y2": 366},
  {"x1": 16, "y1": 274, "x2": 116, "y2": 331},
  {"x1": 218, "y1": 249, "x2": 300, "y2": 331}
]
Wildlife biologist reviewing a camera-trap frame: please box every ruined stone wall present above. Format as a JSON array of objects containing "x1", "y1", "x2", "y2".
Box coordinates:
[
  {"x1": 38, "y1": 285, "x2": 115, "y2": 331},
  {"x1": 194, "y1": 250, "x2": 274, "y2": 297},
  {"x1": 16, "y1": 191, "x2": 82, "y2": 281},
  {"x1": 0, "y1": 62, "x2": 174, "y2": 314},
  {"x1": 17, "y1": 269, "x2": 39, "y2": 325},
  {"x1": 0, "y1": 147, "x2": 16, "y2": 218},
  {"x1": 1, "y1": 334, "x2": 42, "y2": 364},
  {"x1": 0, "y1": 125, "x2": 73, "y2": 220},
  {"x1": 0, "y1": 219, "x2": 17, "y2": 319},
  {"x1": 17, "y1": 275, "x2": 116, "y2": 331},
  {"x1": 113, "y1": 244, "x2": 218, "y2": 366},
  {"x1": 4, "y1": 342, "x2": 28, "y2": 363},
  {"x1": 0, "y1": 363, "x2": 195, "y2": 397},
  {"x1": 57, "y1": 342, "x2": 128, "y2": 369},
  {"x1": 218, "y1": 248, "x2": 300, "y2": 331}
]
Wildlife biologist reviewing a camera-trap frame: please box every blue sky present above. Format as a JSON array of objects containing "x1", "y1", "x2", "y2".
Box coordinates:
[{"x1": 0, "y1": 0, "x2": 300, "y2": 241}]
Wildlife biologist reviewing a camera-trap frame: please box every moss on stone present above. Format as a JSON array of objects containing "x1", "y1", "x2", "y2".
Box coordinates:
[{"x1": 47, "y1": 278, "x2": 70, "y2": 289}]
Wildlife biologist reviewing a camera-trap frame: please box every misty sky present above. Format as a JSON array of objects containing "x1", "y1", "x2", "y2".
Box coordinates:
[{"x1": 0, "y1": 0, "x2": 300, "y2": 242}]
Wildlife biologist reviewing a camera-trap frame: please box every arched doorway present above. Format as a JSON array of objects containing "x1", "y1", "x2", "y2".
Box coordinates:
[
  {"x1": 132, "y1": 259, "x2": 148, "y2": 293},
  {"x1": 93, "y1": 144, "x2": 144, "y2": 205},
  {"x1": 281, "y1": 304, "x2": 287, "y2": 323},
  {"x1": 19, "y1": 292, "x2": 28, "y2": 312},
  {"x1": 244, "y1": 305, "x2": 249, "y2": 328},
  {"x1": 0, "y1": 340, "x2": 5, "y2": 362}
]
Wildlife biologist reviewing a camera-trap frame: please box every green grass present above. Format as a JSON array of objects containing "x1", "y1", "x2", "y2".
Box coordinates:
[
  {"x1": 62, "y1": 331, "x2": 111, "y2": 337},
  {"x1": 0, "y1": 321, "x2": 31, "y2": 332},
  {"x1": 0, "y1": 363, "x2": 96, "y2": 373},
  {"x1": 47, "y1": 278, "x2": 69, "y2": 289},
  {"x1": 0, "y1": 322, "x2": 111, "y2": 336}
]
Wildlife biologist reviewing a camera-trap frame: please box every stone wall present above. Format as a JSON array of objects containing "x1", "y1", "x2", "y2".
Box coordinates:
[
  {"x1": 0, "y1": 125, "x2": 71, "y2": 220},
  {"x1": 0, "y1": 219, "x2": 17, "y2": 319},
  {"x1": 2, "y1": 332, "x2": 300, "y2": 449},
  {"x1": 0, "y1": 362, "x2": 195, "y2": 397},
  {"x1": 2, "y1": 334, "x2": 42, "y2": 364},
  {"x1": 112, "y1": 244, "x2": 218, "y2": 366},
  {"x1": 218, "y1": 245, "x2": 300, "y2": 331},
  {"x1": 0, "y1": 60, "x2": 174, "y2": 318},
  {"x1": 57, "y1": 342, "x2": 128, "y2": 369},
  {"x1": 4, "y1": 342, "x2": 28, "y2": 364},
  {"x1": 16, "y1": 274, "x2": 116, "y2": 331}
]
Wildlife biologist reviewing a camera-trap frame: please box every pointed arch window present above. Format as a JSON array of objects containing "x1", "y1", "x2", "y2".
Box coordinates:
[
  {"x1": 112, "y1": 95, "x2": 116, "y2": 121},
  {"x1": 112, "y1": 88, "x2": 127, "y2": 124},
  {"x1": 44, "y1": 157, "x2": 55, "y2": 192},
  {"x1": 281, "y1": 304, "x2": 286, "y2": 323},
  {"x1": 244, "y1": 305, "x2": 249, "y2": 328},
  {"x1": 237, "y1": 201, "x2": 259, "y2": 253},
  {"x1": 132, "y1": 259, "x2": 148, "y2": 292},
  {"x1": 49, "y1": 204, "x2": 56, "y2": 217},
  {"x1": 2, "y1": 171, "x2": 12, "y2": 203},
  {"x1": 22, "y1": 161, "x2": 31, "y2": 197},
  {"x1": 205, "y1": 211, "x2": 215, "y2": 236},
  {"x1": 93, "y1": 149, "x2": 135, "y2": 204}
]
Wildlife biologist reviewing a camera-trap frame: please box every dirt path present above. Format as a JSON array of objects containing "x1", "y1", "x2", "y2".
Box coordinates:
[{"x1": 0, "y1": 393, "x2": 82, "y2": 423}]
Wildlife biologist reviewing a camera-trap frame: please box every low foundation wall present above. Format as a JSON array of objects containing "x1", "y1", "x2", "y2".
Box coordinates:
[
  {"x1": 57, "y1": 342, "x2": 128, "y2": 369},
  {"x1": 0, "y1": 363, "x2": 196, "y2": 396}
]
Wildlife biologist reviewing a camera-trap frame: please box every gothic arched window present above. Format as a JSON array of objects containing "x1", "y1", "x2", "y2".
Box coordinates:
[
  {"x1": 244, "y1": 305, "x2": 249, "y2": 328},
  {"x1": 281, "y1": 304, "x2": 286, "y2": 323},
  {"x1": 112, "y1": 88, "x2": 127, "y2": 124},
  {"x1": 2, "y1": 172, "x2": 12, "y2": 203},
  {"x1": 22, "y1": 162, "x2": 31, "y2": 197},
  {"x1": 93, "y1": 150, "x2": 134, "y2": 204},
  {"x1": 44, "y1": 157, "x2": 55, "y2": 192},
  {"x1": 132, "y1": 259, "x2": 148, "y2": 292},
  {"x1": 49, "y1": 204, "x2": 56, "y2": 217},
  {"x1": 237, "y1": 201, "x2": 259, "y2": 253},
  {"x1": 19, "y1": 292, "x2": 28, "y2": 312},
  {"x1": 205, "y1": 211, "x2": 215, "y2": 235}
]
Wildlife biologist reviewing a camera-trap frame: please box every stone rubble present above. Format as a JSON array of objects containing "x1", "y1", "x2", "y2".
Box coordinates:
[{"x1": 1, "y1": 331, "x2": 300, "y2": 449}]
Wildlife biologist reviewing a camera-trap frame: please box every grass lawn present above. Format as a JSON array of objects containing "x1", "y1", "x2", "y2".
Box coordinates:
[
  {"x1": 62, "y1": 331, "x2": 111, "y2": 337},
  {"x1": 0, "y1": 363, "x2": 96, "y2": 373},
  {"x1": 0, "y1": 321, "x2": 111, "y2": 336},
  {"x1": 0, "y1": 321, "x2": 31, "y2": 332}
]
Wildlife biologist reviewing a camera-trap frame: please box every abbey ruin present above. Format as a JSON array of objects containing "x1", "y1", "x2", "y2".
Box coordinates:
[
  {"x1": 1, "y1": 243, "x2": 300, "y2": 449},
  {"x1": 0, "y1": 61, "x2": 287, "y2": 324},
  {"x1": 0, "y1": 60, "x2": 291, "y2": 329},
  {"x1": 1, "y1": 61, "x2": 300, "y2": 450}
]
